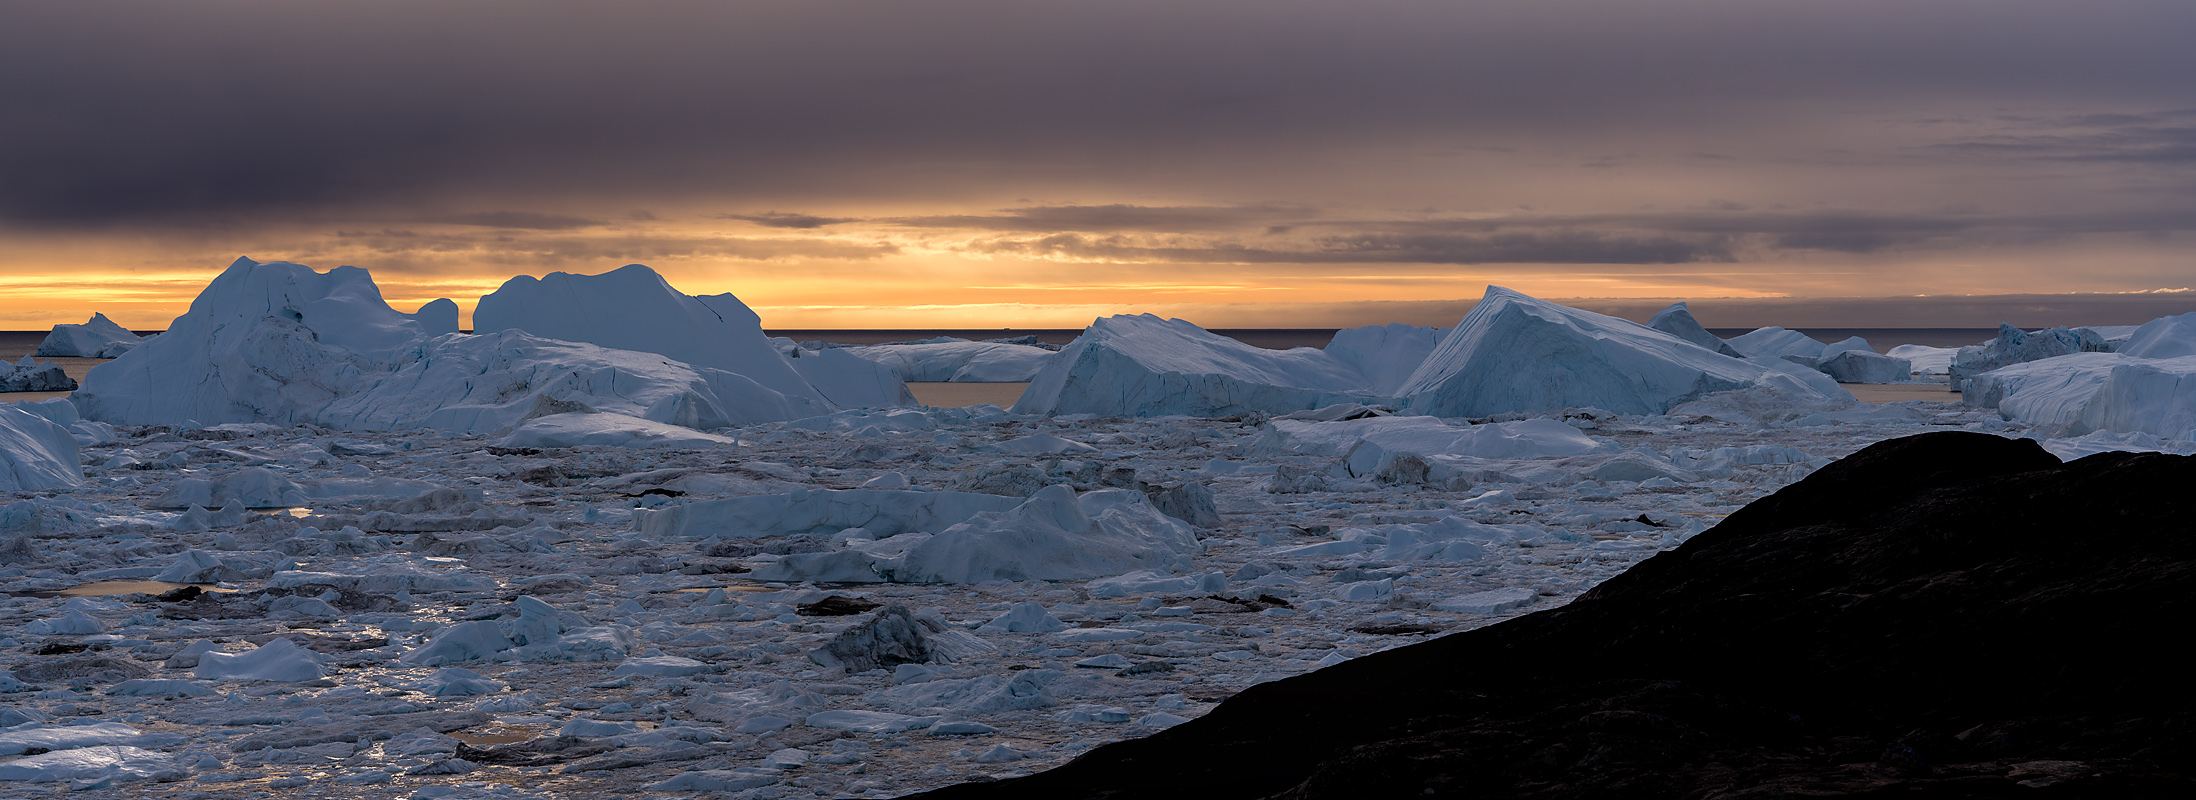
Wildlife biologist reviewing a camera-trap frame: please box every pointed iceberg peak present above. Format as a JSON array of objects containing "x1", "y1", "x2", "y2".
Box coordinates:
[{"x1": 1647, "y1": 301, "x2": 1743, "y2": 357}]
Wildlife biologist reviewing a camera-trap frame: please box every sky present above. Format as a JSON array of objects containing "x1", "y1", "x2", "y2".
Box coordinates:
[{"x1": 5, "y1": 1, "x2": 2196, "y2": 331}]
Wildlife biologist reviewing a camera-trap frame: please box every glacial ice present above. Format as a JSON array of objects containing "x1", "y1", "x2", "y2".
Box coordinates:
[
  {"x1": 476, "y1": 264, "x2": 910, "y2": 409},
  {"x1": 1887, "y1": 344, "x2": 1956, "y2": 375},
  {"x1": 1014, "y1": 314, "x2": 1382, "y2": 417},
  {"x1": 1948, "y1": 324, "x2": 2113, "y2": 392},
  {"x1": 499, "y1": 411, "x2": 741, "y2": 449},
  {"x1": 1321, "y1": 323, "x2": 1447, "y2": 395},
  {"x1": 72, "y1": 258, "x2": 832, "y2": 432},
  {"x1": 0, "y1": 356, "x2": 76, "y2": 392},
  {"x1": 0, "y1": 404, "x2": 83, "y2": 490},
  {"x1": 1396, "y1": 287, "x2": 1849, "y2": 416},
  {"x1": 36, "y1": 312, "x2": 145, "y2": 358},
  {"x1": 633, "y1": 488, "x2": 1025, "y2": 539},
  {"x1": 2118, "y1": 312, "x2": 2196, "y2": 359},
  {"x1": 1725, "y1": 326, "x2": 1829, "y2": 360},
  {"x1": 1646, "y1": 302, "x2": 1743, "y2": 357},
  {"x1": 840, "y1": 339, "x2": 1056, "y2": 382},
  {"x1": 1256, "y1": 416, "x2": 1605, "y2": 460},
  {"x1": 1818, "y1": 350, "x2": 1911, "y2": 383},
  {"x1": 1964, "y1": 353, "x2": 2196, "y2": 439}
]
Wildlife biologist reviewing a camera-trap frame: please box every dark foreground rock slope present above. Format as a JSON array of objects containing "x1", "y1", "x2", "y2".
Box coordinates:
[{"x1": 916, "y1": 432, "x2": 2195, "y2": 798}]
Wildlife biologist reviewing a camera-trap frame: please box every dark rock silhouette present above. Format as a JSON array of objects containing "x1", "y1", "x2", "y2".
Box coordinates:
[{"x1": 915, "y1": 432, "x2": 2195, "y2": 798}]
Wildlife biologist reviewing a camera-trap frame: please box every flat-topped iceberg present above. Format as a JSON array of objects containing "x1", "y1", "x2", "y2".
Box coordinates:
[
  {"x1": 840, "y1": 339, "x2": 1055, "y2": 382},
  {"x1": 1964, "y1": 353, "x2": 2196, "y2": 439},
  {"x1": 1013, "y1": 314, "x2": 1381, "y2": 417},
  {"x1": 71, "y1": 258, "x2": 833, "y2": 432},
  {"x1": 36, "y1": 313, "x2": 145, "y2": 358},
  {"x1": 1396, "y1": 287, "x2": 1848, "y2": 416}
]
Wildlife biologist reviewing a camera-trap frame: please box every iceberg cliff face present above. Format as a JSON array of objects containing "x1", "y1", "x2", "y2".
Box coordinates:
[
  {"x1": 71, "y1": 257, "x2": 830, "y2": 431},
  {"x1": 1012, "y1": 314, "x2": 1382, "y2": 417},
  {"x1": 1396, "y1": 287, "x2": 1847, "y2": 417}
]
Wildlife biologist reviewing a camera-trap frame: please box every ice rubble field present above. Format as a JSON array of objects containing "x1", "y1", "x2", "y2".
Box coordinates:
[
  {"x1": 6, "y1": 257, "x2": 2196, "y2": 798},
  {"x1": 2, "y1": 391, "x2": 2049, "y2": 799}
]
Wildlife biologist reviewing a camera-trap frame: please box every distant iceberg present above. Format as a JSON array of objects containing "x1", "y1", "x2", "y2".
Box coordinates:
[
  {"x1": 36, "y1": 313, "x2": 145, "y2": 358},
  {"x1": 1012, "y1": 314, "x2": 1383, "y2": 417},
  {"x1": 72, "y1": 257, "x2": 836, "y2": 432},
  {"x1": 1395, "y1": 287, "x2": 1848, "y2": 417}
]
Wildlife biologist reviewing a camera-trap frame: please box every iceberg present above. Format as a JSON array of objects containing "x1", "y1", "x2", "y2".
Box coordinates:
[
  {"x1": 1725, "y1": 326, "x2": 1829, "y2": 360},
  {"x1": 1321, "y1": 323, "x2": 1447, "y2": 395},
  {"x1": 1395, "y1": 287, "x2": 1849, "y2": 417},
  {"x1": 1948, "y1": 324, "x2": 2113, "y2": 392},
  {"x1": 2117, "y1": 311, "x2": 2196, "y2": 359},
  {"x1": 0, "y1": 404, "x2": 82, "y2": 491},
  {"x1": 1964, "y1": 353, "x2": 2196, "y2": 439},
  {"x1": 1818, "y1": 350, "x2": 1911, "y2": 384},
  {"x1": 839, "y1": 339, "x2": 1056, "y2": 382},
  {"x1": 1886, "y1": 344, "x2": 1956, "y2": 376},
  {"x1": 36, "y1": 313, "x2": 145, "y2": 358},
  {"x1": 1645, "y1": 302, "x2": 1742, "y2": 357},
  {"x1": 1013, "y1": 314, "x2": 1381, "y2": 417},
  {"x1": 891, "y1": 486, "x2": 1202, "y2": 584},
  {"x1": 476, "y1": 264, "x2": 910, "y2": 408},
  {"x1": 0, "y1": 356, "x2": 75, "y2": 392},
  {"x1": 72, "y1": 257, "x2": 831, "y2": 432}
]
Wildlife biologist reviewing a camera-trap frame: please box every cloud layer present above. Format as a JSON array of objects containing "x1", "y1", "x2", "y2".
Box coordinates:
[{"x1": 3, "y1": 1, "x2": 2195, "y2": 328}]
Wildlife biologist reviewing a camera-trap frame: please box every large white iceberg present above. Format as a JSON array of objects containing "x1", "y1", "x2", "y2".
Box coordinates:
[
  {"x1": 1013, "y1": 314, "x2": 1380, "y2": 417},
  {"x1": 0, "y1": 404, "x2": 82, "y2": 491},
  {"x1": 1964, "y1": 353, "x2": 2196, "y2": 439},
  {"x1": 475, "y1": 264, "x2": 909, "y2": 408},
  {"x1": 71, "y1": 258, "x2": 832, "y2": 432},
  {"x1": 839, "y1": 339, "x2": 1055, "y2": 382},
  {"x1": 1395, "y1": 287, "x2": 1848, "y2": 416},
  {"x1": 36, "y1": 313, "x2": 145, "y2": 358}
]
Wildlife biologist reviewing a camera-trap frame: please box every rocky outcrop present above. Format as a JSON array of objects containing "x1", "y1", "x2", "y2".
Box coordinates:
[{"x1": 916, "y1": 431, "x2": 2196, "y2": 798}]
